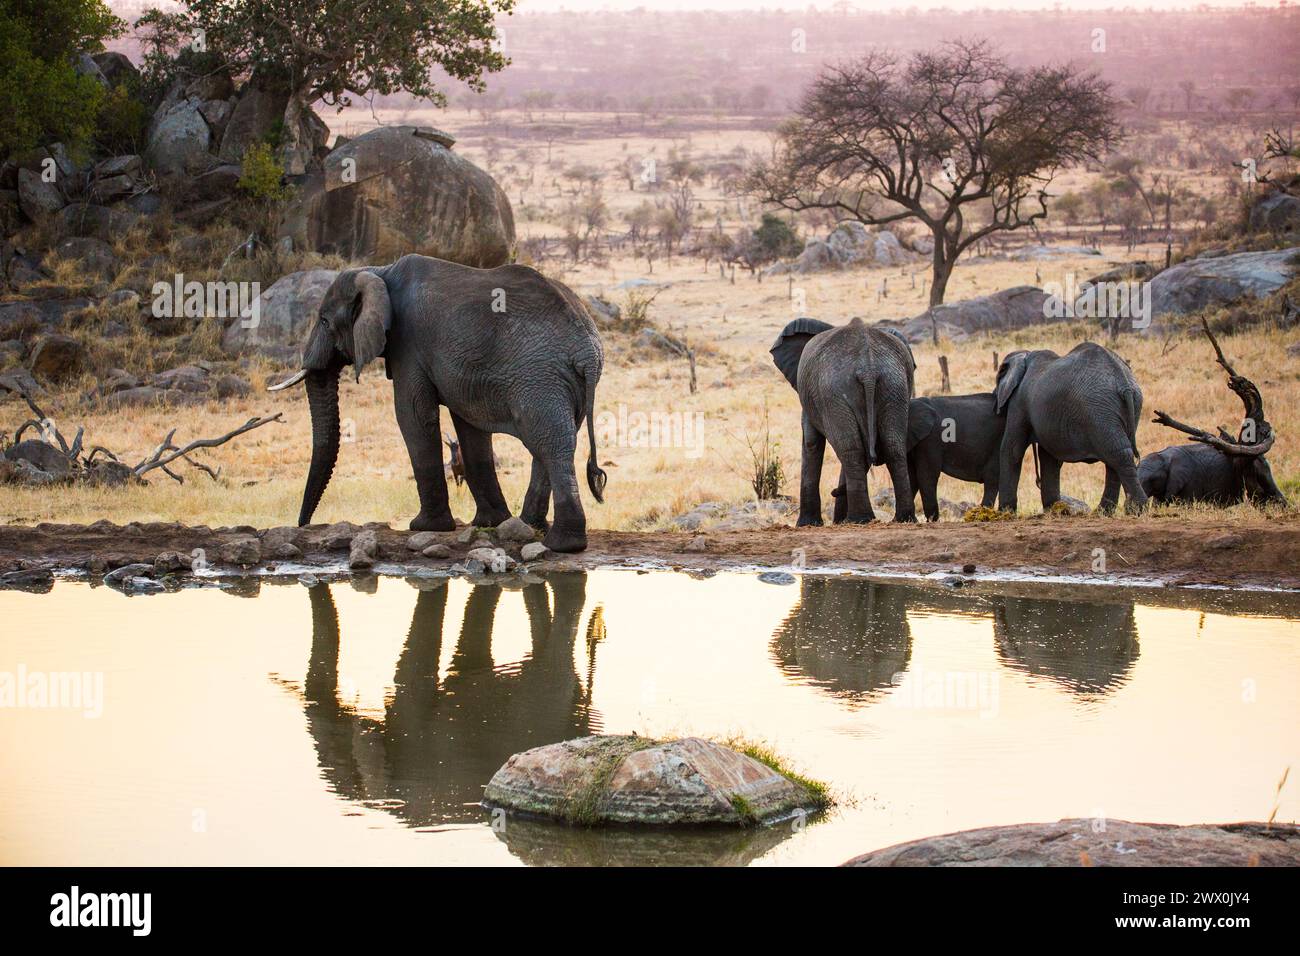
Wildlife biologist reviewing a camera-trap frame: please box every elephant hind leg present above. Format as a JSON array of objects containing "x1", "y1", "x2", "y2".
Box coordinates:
[
  {"x1": 1099, "y1": 450, "x2": 1147, "y2": 514},
  {"x1": 452, "y1": 415, "x2": 511, "y2": 528},
  {"x1": 833, "y1": 443, "x2": 874, "y2": 523},
  {"x1": 1037, "y1": 446, "x2": 1063, "y2": 511},
  {"x1": 521, "y1": 411, "x2": 587, "y2": 553}
]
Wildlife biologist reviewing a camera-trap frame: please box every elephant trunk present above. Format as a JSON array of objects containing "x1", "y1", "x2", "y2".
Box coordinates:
[{"x1": 299, "y1": 368, "x2": 342, "y2": 527}]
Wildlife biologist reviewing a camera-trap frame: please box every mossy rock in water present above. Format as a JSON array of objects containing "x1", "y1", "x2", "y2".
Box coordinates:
[{"x1": 483, "y1": 735, "x2": 825, "y2": 826}]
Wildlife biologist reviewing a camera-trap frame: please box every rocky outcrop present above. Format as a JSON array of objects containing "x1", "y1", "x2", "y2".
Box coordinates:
[
  {"x1": 220, "y1": 268, "x2": 338, "y2": 360},
  {"x1": 277, "y1": 126, "x2": 515, "y2": 266},
  {"x1": 1148, "y1": 247, "x2": 1300, "y2": 319},
  {"x1": 879, "y1": 285, "x2": 1060, "y2": 344},
  {"x1": 483, "y1": 735, "x2": 826, "y2": 826},
  {"x1": 764, "y1": 221, "x2": 916, "y2": 276},
  {"x1": 844, "y1": 818, "x2": 1300, "y2": 867}
]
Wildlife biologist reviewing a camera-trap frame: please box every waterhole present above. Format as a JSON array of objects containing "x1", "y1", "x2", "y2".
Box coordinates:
[{"x1": 1, "y1": 570, "x2": 1296, "y2": 866}]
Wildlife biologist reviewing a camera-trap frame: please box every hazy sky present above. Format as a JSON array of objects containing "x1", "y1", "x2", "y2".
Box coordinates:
[{"x1": 515, "y1": 0, "x2": 1283, "y2": 10}]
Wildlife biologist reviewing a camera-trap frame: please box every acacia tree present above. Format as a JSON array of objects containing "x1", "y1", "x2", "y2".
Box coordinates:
[
  {"x1": 748, "y1": 41, "x2": 1120, "y2": 306},
  {"x1": 149, "y1": 0, "x2": 513, "y2": 173}
]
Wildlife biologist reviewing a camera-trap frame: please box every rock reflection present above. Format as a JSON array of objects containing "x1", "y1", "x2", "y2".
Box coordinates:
[
  {"x1": 493, "y1": 815, "x2": 796, "y2": 867},
  {"x1": 290, "y1": 573, "x2": 598, "y2": 827}
]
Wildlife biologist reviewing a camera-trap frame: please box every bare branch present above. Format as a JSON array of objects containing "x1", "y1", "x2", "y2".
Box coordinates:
[{"x1": 132, "y1": 415, "x2": 283, "y2": 479}]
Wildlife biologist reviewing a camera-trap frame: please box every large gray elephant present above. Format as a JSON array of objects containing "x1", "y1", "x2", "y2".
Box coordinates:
[
  {"x1": 770, "y1": 317, "x2": 916, "y2": 524},
  {"x1": 772, "y1": 319, "x2": 1001, "y2": 522},
  {"x1": 995, "y1": 343, "x2": 1146, "y2": 514},
  {"x1": 269, "y1": 254, "x2": 606, "y2": 553},
  {"x1": 1139, "y1": 442, "x2": 1288, "y2": 508}
]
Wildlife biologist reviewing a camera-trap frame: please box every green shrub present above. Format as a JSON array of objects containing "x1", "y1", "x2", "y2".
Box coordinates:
[
  {"x1": 237, "y1": 143, "x2": 291, "y2": 203},
  {"x1": 94, "y1": 83, "x2": 149, "y2": 155}
]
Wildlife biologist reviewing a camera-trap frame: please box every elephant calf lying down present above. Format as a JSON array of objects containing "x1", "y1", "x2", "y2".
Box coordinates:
[
  {"x1": 269, "y1": 254, "x2": 606, "y2": 553},
  {"x1": 771, "y1": 318, "x2": 1004, "y2": 521},
  {"x1": 1139, "y1": 442, "x2": 1287, "y2": 507}
]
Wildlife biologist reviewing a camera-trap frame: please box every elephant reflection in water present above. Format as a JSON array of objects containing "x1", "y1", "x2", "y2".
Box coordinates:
[
  {"x1": 769, "y1": 577, "x2": 913, "y2": 705},
  {"x1": 772, "y1": 577, "x2": 1139, "y2": 704},
  {"x1": 293, "y1": 573, "x2": 597, "y2": 827},
  {"x1": 992, "y1": 597, "x2": 1139, "y2": 695}
]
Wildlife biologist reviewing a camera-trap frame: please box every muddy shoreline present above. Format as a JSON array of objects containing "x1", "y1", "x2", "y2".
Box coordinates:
[{"x1": 2, "y1": 516, "x2": 1299, "y2": 596}]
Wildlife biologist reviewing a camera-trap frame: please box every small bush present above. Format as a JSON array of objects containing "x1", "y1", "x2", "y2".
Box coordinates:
[{"x1": 237, "y1": 143, "x2": 291, "y2": 203}]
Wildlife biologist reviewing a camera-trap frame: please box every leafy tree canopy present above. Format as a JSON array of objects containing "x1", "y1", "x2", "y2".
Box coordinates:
[
  {"x1": 0, "y1": 0, "x2": 124, "y2": 156},
  {"x1": 143, "y1": 0, "x2": 515, "y2": 109}
]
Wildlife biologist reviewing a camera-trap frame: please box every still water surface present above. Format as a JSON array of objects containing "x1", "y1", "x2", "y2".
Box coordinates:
[{"x1": 1, "y1": 570, "x2": 1297, "y2": 865}]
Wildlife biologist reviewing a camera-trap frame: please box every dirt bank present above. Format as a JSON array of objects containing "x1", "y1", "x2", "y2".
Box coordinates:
[{"x1": 1, "y1": 514, "x2": 1299, "y2": 591}]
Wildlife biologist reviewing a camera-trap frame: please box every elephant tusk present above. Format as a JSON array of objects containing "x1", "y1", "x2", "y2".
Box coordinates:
[{"x1": 267, "y1": 369, "x2": 309, "y2": 392}]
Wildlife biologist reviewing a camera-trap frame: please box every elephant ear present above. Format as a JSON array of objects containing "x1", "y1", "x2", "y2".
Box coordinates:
[
  {"x1": 907, "y1": 398, "x2": 940, "y2": 451},
  {"x1": 995, "y1": 352, "x2": 1028, "y2": 415},
  {"x1": 350, "y1": 272, "x2": 392, "y2": 382},
  {"x1": 770, "y1": 317, "x2": 834, "y2": 389}
]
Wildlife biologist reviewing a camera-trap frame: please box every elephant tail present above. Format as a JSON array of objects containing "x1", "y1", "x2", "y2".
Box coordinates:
[
  {"x1": 1122, "y1": 387, "x2": 1142, "y2": 460},
  {"x1": 582, "y1": 367, "x2": 607, "y2": 503},
  {"x1": 858, "y1": 373, "x2": 879, "y2": 466}
]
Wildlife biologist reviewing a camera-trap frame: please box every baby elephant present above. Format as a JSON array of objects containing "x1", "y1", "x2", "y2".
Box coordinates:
[
  {"x1": 907, "y1": 393, "x2": 1004, "y2": 521},
  {"x1": 1139, "y1": 443, "x2": 1287, "y2": 508}
]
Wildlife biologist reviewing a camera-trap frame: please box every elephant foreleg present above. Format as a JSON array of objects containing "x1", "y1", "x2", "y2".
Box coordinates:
[
  {"x1": 520, "y1": 458, "x2": 552, "y2": 532},
  {"x1": 451, "y1": 414, "x2": 511, "y2": 528},
  {"x1": 798, "y1": 414, "x2": 827, "y2": 527},
  {"x1": 395, "y1": 382, "x2": 455, "y2": 532},
  {"x1": 998, "y1": 416, "x2": 1032, "y2": 514}
]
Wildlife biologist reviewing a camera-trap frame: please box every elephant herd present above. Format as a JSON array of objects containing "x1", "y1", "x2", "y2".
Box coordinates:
[
  {"x1": 267, "y1": 254, "x2": 1285, "y2": 551},
  {"x1": 771, "y1": 317, "x2": 1287, "y2": 523}
]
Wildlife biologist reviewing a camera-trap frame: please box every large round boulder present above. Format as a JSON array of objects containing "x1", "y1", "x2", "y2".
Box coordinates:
[
  {"x1": 145, "y1": 96, "x2": 212, "y2": 178},
  {"x1": 483, "y1": 735, "x2": 826, "y2": 826},
  {"x1": 221, "y1": 268, "x2": 338, "y2": 360},
  {"x1": 844, "y1": 818, "x2": 1300, "y2": 867},
  {"x1": 1249, "y1": 192, "x2": 1300, "y2": 233},
  {"x1": 29, "y1": 333, "x2": 89, "y2": 382},
  {"x1": 278, "y1": 125, "x2": 515, "y2": 266}
]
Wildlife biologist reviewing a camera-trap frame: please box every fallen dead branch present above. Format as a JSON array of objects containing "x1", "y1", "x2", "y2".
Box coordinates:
[
  {"x1": 3, "y1": 387, "x2": 283, "y2": 486},
  {"x1": 1151, "y1": 317, "x2": 1276, "y2": 458}
]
